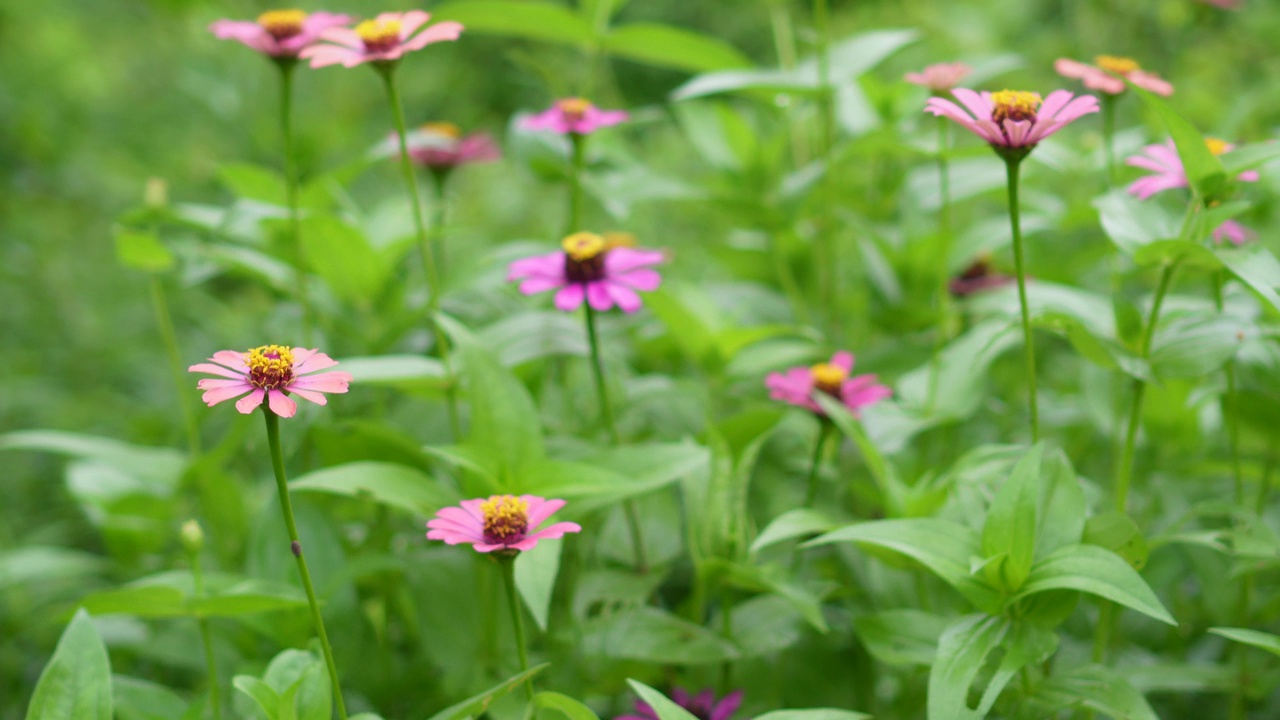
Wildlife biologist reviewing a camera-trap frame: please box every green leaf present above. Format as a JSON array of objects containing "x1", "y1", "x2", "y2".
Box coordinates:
[
  {"x1": 1216, "y1": 244, "x2": 1280, "y2": 316},
  {"x1": 1093, "y1": 190, "x2": 1179, "y2": 257},
  {"x1": 624, "y1": 681, "x2": 699, "y2": 720},
  {"x1": 1132, "y1": 87, "x2": 1226, "y2": 199},
  {"x1": 424, "y1": 664, "x2": 549, "y2": 720},
  {"x1": 337, "y1": 356, "x2": 448, "y2": 390},
  {"x1": 981, "y1": 445, "x2": 1042, "y2": 592},
  {"x1": 515, "y1": 538, "x2": 562, "y2": 631},
  {"x1": 0, "y1": 430, "x2": 186, "y2": 488},
  {"x1": 432, "y1": 1, "x2": 594, "y2": 46},
  {"x1": 1035, "y1": 450, "x2": 1087, "y2": 560},
  {"x1": 233, "y1": 676, "x2": 280, "y2": 720},
  {"x1": 815, "y1": 394, "x2": 896, "y2": 511},
  {"x1": 290, "y1": 461, "x2": 459, "y2": 517},
  {"x1": 582, "y1": 607, "x2": 740, "y2": 664},
  {"x1": 298, "y1": 216, "x2": 386, "y2": 303},
  {"x1": 754, "y1": 711, "x2": 871, "y2": 720},
  {"x1": 218, "y1": 163, "x2": 286, "y2": 205},
  {"x1": 25, "y1": 610, "x2": 112, "y2": 720},
  {"x1": 1084, "y1": 511, "x2": 1149, "y2": 570},
  {"x1": 1023, "y1": 665, "x2": 1158, "y2": 720},
  {"x1": 1014, "y1": 544, "x2": 1175, "y2": 625},
  {"x1": 1149, "y1": 315, "x2": 1246, "y2": 381},
  {"x1": 79, "y1": 586, "x2": 187, "y2": 617},
  {"x1": 853, "y1": 609, "x2": 952, "y2": 666},
  {"x1": 750, "y1": 509, "x2": 840, "y2": 554},
  {"x1": 113, "y1": 229, "x2": 174, "y2": 273},
  {"x1": 1132, "y1": 240, "x2": 1222, "y2": 270},
  {"x1": 112, "y1": 676, "x2": 187, "y2": 720},
  {"x1": 533, "y1": 692, "x2": 601, "y2": 720},
  {"x1": 1220, "y1": 141, "x2": 1280, "y2": 176},
  {"x1": 926, "y1": 615, "x2": 1010, "y2": 720},
  {"x1": 604, "y1": 24, "x2": 751, "y2": 72},
  {"x1": 0, "y1": 546, "x2": 104, "y2": 592},
  {"x1": 1208, "y1": 627, "x2": 1280, "y2": 657}
]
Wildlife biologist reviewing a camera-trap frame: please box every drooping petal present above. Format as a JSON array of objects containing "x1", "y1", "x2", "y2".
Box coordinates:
[
  {"x1": 402, "y1": 20, "x2": 464, "y2": 52},
  {"x1": 604, "y1": 248, "x2": 665, "y2": 274},
  {"x1": 290, "y1": 371, "x2": 352, "y2": 394},
  {"x1": 522, "y1": 521, "x2": 583, "y2": 544},
  {"x1": 603, "y1": 282, "x2": 643, "y2": 313},
  {"x1": 267, "y1": 390, "x2": 297, "y2": 418},
  {"x1": 235, "y1": 388, "x2": 266, "y2": 414},
  {"x1": 585, "y1": 282, "x2": 613, "y2": 311},
  {"x1": 507, "y1": 252, "x2": 566, "y2": 280},
  {"x1": 830, "y1": 351, "x2": 855, "y2": 373},
  {"x1": 188, "y1": 362, "x2": 247, "y2": 380},
  {"x1": 397, "y1": 10, "x2": 431, "y2": 38},
  {"x1": 525, "y1": 497, "x2": 567, "y2": 529},
  {"x1": 555, "y1": 284, "x2": 587, "y2": 311},
  {"x1": 200, "y1": 383, "x2": 255, "y2": 407},
  {"x1": 710, "y1": 691, "x2": 744, "y2": 720},
  {"x1": 520, "y1": 276, "x2": 567, "y2": 295},
  {"x1": 613, "y1": 268, "x2": 662, "y2": 292}
]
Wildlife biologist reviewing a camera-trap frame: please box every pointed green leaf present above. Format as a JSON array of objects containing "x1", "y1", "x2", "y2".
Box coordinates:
[
  {"x1": 425, "y1": 664, "x2": 549, "y2": 720},
  {"x1": 604, "y1": 24, "x2": 750, "y2": 72},
  {"x1": 1014, "y1": 544, "x2": 1175, "y2": 625},
  {"x1": 1132, "y1": 87, "x2": 1225, "y2": 200},
  {"x1": 926, "y1": 615, "x2": 1010, "y2": 720},
  {"x1": 25, "y1": 610, "x2": 112, "y2": 720},
  {"x1": 432, "y1": 1, "x2": 593, "y2": 46},
  {"x1": 981, "y1": 445, "x2": 1042, "y2": 592},
  {"x1": 533, "y1": 692, "x2": 601, "y2": 720},
  {"x1": 1208, "y1": 627, "x2": 1280, "y2": 657},
  {"x1": 1023, "y1": 665, "x2": 1158, "y2": 720},
  {"x1": 290, "y1": 461, "x2": 459, "y2": 517},
  {"x1": 625, "y1": 681, "x2": 699, "y2": 720},
  {"x1": 751, "y1": 509, "x2": 840, "y2": 554},
  {"x1": 515, "y1": 538, "x2": 562, "y2": 631}
]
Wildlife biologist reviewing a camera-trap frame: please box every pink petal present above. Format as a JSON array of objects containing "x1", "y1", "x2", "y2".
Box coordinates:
[
  {"x1": 209, "y1": 21, "x2": 278, "y2": 54},
  {"x1": 612, "y1": 268, "x2": 662, "y2": 292},
  {"x1": 507, "y1": 252, "x2": 566, "y2": 280},
  {"x1": 711, "y1": 691, "x2": 744, "y2": 720},
  {"x1": 520, "y1": 276, "x2": 567, "y2": 295},
  {"x1": 188, "y1": 362, "x2": 246, "y2": 380},
  {"x1": 437, "y1": 506, "x2": 484, "y2": 528},
  {"x1": 459, "y1": 499, "x2": 486, "y2": 521},
  {"x1": 1046, "y1": 94, "x2": 1100, "y2": 125},
  {"x1": 402, "y1": 20, "x2": 464, "y2": 52},
  {"x1": 585, "y1": 282, "x2": 613, "y2": 311},
  {"x1": 1004, "y1": 119, "x2": 1034, "y2": 147},
  {"x1": 316, "y1": 27, "x2": 364, "y2": 49},
  {"x1": 288, "y1": 388, "x2": 329, "y2": 405},
  {"x1": 1037, "y1": 90, "x2": 1075, "y2": 121},
  {"x1": 1130, "y1": 72, "x2": 1173, "y2": 96},
  {"x1": 211, "y1": 350, "x2": 249, "y2": 371},
  {"x1": 1053, "y1": 58, "x2": 1093, "y2": 80},
  {"x1": 952, "y1": 88, "x2": 993, "y2": 120},
  {"x1": 525, "y1": 497, "x2": 566, "y2": 529},
  {"x1": 290, "y1": 371, "x2": 352, "y2": 394},
  {"x1": 267, "y1": 390, "x2": 297, "y2": 418},
  {"x1": 524, "y1": 521, "x2": 582, "y2": 542},
  {"x1": 235, "y1": 389, "x2": 266, "y2": 414},
  {"x1": 301, "y1": 45, "x2": 362, "y2": 69},
  {"x1": 555, "y1": 284, "x2": 586, "y2": 312},
  {"x1": 604, "y1": 248, "x2": 665, "y2": 274},
  {"x1": 397, "y1": 10, "x2": 431, "y2": 39},
  {"x1": 521, "y1": 108, "x2": 572, "y2": 135},
  {"x1": 604, "y1": 282, "x2": 643, "y2": 313},
  {"x1": 830, "y1": 351, "x2": 854, "y2": 372},
  {"x1": 294, "y1": 352, "x2": 340, "y2": 374},
  {"x1": 200, "y1": 383, "x2": 255, "y2": 407}
]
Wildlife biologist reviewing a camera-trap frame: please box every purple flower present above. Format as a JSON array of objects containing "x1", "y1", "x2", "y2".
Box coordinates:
[
  {"x1": 506, "y1": 232, "x2": 663, "y2": 313},
  {"x1": 1213, "y1": 219, "x2": 1255, "y2": 246},
  {"x1": 765, "y1": 351, "x2": 891, "y2": 417},
  {"x1": 618, "y1": 689, "x2": 744, "y2": 720},
  {"x1": 522, "y1": 98, "x2": 628, "y2": 136},
  {"x1": 395, "y1": 123, "x2": 501, "y2": 170},
  {"x1": 950, "y1": 256, "x2": 1015, "y2": 297},
  {"x1": 926, "y1": 89, "x2": 1099, "y2": 150}
]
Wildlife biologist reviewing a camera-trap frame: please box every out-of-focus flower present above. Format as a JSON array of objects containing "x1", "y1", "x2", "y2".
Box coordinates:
[
  {"x1": 1213, "y1": 219, "x2": 1254, "y2": 246},
  {"x1": 397, "y1": 122, "x2": 501, "y2": 170},
  {"x1": 1197, "y1": 0, "x2": 1243, "y2": 9},
  {"x1": 1125, "y1": 138, "x2": 1259, "y2": 200},
  {"x1": 617, "y1": 688, "x2": 745, "y2": 720},
  {"x1": 765, "y1": 351, "x2": 890, "y2": 417},
  {"x1": 426, "y1": 495, "x2": 581, "y2": 553},
  {"x1": 1055, "y1": 55, "x2": 1173, "y2": 96},
  {"x1": 925, "y1": 89, "x2": 1099, "y2": 153},
  {"x1": 507, "y1": 232, "x2": 664, "y2": 313},
  {"x1": 522, "y1": 98, "x2": 628, "y2": 136},
  {"x1": 210, "y1": 10, "x2": 351, "y2": 59},
  {"x1": 301, "y1": 11, "x2": 462, "y2": 68},
  {"x1": 905, "y1": 62, "x2": 972, "y2": 94},
  {"x1": 950, "y1": 255, "x2": 1015, "y2": 297},
  {"x1": 189, "y1": 345, "x2": 352, "y2": 418}
]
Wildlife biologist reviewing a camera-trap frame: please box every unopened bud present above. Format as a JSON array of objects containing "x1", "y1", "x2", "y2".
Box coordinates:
[
  {"x1": 180, "y1": 519, "x2": 205, "y2": 553},
  {"x1": 144, "y1": 177, "x2": 168, "y2": 209}
]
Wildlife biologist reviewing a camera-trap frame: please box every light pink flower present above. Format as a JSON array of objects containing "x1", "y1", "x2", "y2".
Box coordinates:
[
  {"x1": 188, "y1": 345, "x2": 352, "y2": 418},
  {"x1": 300, "y1": 11, "x2": 463, "y2": 68},
  {"x1": 427, "y1": 495, "x2": 582, "y2": 553},
  {"x1": 1126, "y1": 139, "x2": 1260, "y2": 200},
  {"x1": 1055, "y1": 56, "x2": 1174, "y2": 96},
  {"x1": 1213, "y1": 220, "x2": 1254, "y2": 246},
  {"x1": 210, "y1": 10, "x2": 352, "y2": 59},
  {"x1": 905, "y1": 62, "x2": 972, "y2": 94},
  {"x1": 765, "y1": 351, "x2": 891, "y2": 417},
  {"x1": 522, "y1": 98, "x2": 629, "y2": 136},
  {"x1": 506, "y1": 232, "x2": 663, "y2": 314},
  {"x1": 396, "y1": 122, "x2": 500, "y2": 170},
  {"x1": 925, "y1": 89, "x2": 1100, "y2": 150}
]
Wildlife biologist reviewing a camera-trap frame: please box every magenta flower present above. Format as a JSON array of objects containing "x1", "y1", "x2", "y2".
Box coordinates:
[
  {"x1": 188, "y1": 345, "x2": 352, "y2": 418},
  {"x1": 507, "y1": 232, "x2": 663, "y2": 314},
  {"x1": 905, "y1": 62, "x2": 972, "y2": 94},
  {"x1": 427, "y1": 495, "x2": 582, "y2": 553},
  {"x1": 1213, "y1": 220, "x2": 1255, "y2": 246},
  {"x1": 765, "y1": 351, "x2": 891, "y2": 417},
  {"x1": 926, "y1": 89, "x2": 1099, "y2": 151},
  {"x1": 300, "y1": 11, "x2": 462, "y2": 68},
  {"x1": 617, "y1": 688, "x2": 744, "y2": 720},
  {"x1": 210, "y1": 10, "x2": 352, "y2": 59},
  {"x1": 522, "y1": 98, "x2": 629, "y2": 136},
  {"x1": 396, "y1": 122, "x2": 500, "y2": 170},
  {"x1": 950, "y1": 256, "x2": 1014, "y2": 297},
  {"x1": 1055, "y1": 56, "x2": 1174, "y2": 96},
  {"x1": 1126, "y1": 139, "x2": 1259, "y2": 200}
]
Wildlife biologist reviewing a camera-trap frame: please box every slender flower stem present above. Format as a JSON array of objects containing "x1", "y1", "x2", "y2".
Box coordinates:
[
  {"x1": 803, "y1": 421, "x2": 835, "y2": 507},
  {"x1": 1101, "y1": 94, "x2": 1116, "y2": 184},
  {"x1": 188, "y1": 543, "x2": 221, "y2": 720},
  {"x1": 150, "y1": 276, "x2": 200, "y2": 456},
  {"x1": 567, "y1": 133, "x2": 586, "y2": 234},
  {"x1": 1004, "y1": 156, "x2": 1039, "y2": 441},
  {"x1": 1212, "y1": 272, "x2": 1245, "y2": 505},
  {"x1": 812, "y1": 0, "x2": 840, "y2": 340},
  {"x1": 927, "y1": 115, "x2": 953, "y2": 410},
  {"x1": 277, "y1": 60, "x2": 313, "y2": 345},
  {"x1": 430, "y1": 171, "x2": 450, "y2": 277},
  {"x1": 263, "y1": 409, "x2": 348, "y2": 720},
  {"x1": 499, "y1": 557, "x2": 534, "y2": 700}
]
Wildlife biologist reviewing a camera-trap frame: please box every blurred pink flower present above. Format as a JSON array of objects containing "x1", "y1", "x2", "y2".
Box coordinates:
[
  {"x1": 1125, "y1": 139, "x2": 1259, "y2": 200},
  {"x1": 950, "y1": 256, "x2": 1014, "y2": 297},
  {"x1": 1198, "y1": 0, "x2": 1243, "y2": 9},
  {"x1": 210, "y1": 10, "x2": 352, "y2": 59},
  {"x1": 522, "y1": 98, "x2": 629, "y2": 135},
  {"x1": 395, "y1": 122, "x2": 500, "y2": 170},
  {"x1": 427, "y1": 495, "x2": 581, "y2": 553},
  {"x1": 1213, "y1": 220, "x2": 1254, "y2": 246},
  {"x1": 905, "y1": 62, "x2": 972, "y2": 94},
  {"x1": 507, "y1": 232, "x2": 663, "y2": 313},
  {"x1": 189, "y1": 345, "x2": 352, "y2": 418},
  {"x1": 765, "y1": 351, "x2": 891, "y2": 416},
  {"x1": 925, "y1": 89, "x2": 1099, "y2": 150},
  {"x1": 1055, "y1": 56, "x2": 1173, "y2": 96},
  {"x1": 617, "y1": 689, "x2": 745, "y2": 720},
  {"x1": 300, "y1": 11, "x2": 462, "y2": 68}
]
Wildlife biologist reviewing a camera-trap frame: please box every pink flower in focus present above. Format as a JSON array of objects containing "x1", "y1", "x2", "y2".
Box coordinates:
[
  {"x1": 507, "y1": 232, "x2": 663, "y2": 314},
  {"x1": 210, "y1": 10, "x2": 352, "y2": 59},
  {"x1": 765, "y1": 351, "x2": 891, "y2": 417},
  {"x1": 427, "y1": 495, "x2": 582, "y2": 553},
  {"x1": 188, "y1": 345, "x2": 352, "y2": 418},
  {"x1": 925, "y1": 89, "x2": 1099, "y2": 151},
  {"x1": 1213, "y1": 220, "x2": 1254, "y2": 246},
  {"x1": 522, "y1": 98, "x2": 629, "y2": 136},
  {"x1": 1126, "y1": 139, "x2": 1259, "y2": 200},
  {"x1": 397, "y1": 122, "x2": 500, "y2": 170},
  {"x1": 905, "y1": 62, "x2": 972, "y2": 94},
  {"x1": 617, "y1": 689, "x2": 745, "y2": 720},
  {"x1": 300, "y1": 11, "x2": 462, "y2": 68},
  {"x1": 1055, "y1": 55, "x2": 1174, "y2": 96}
]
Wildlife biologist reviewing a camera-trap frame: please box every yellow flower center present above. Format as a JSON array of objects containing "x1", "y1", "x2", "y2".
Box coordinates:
[
  {"x1": 481, "y1": 495, "x2": 530, "y2": 543},
  {"x1": 356, "y1": 18, "x2": 402, "y2": 52},
  {"x1": 257, "y1": 9, "x2": 307, "y2": 40},
  {"x1": 1205, "y1": 137, "x2": 1232, "y2": 156},
  {"x1": 602, "y1": 231, "x2": 636, "y2": 250},
  {"x1": 244, "y1": 344, "x2": 296, "y2": 390},
  {"x1": 1095, "y1": 55, "x2": 1140, "y2": 75},
  {"x1": 810, "y1": 363, "x2": 848, "y2": 396},
  {"x1": 990, "y1": 90, "x2": 1042, "y2": 124},
  {"x1": 562, "y1": 232, "x2": 607, "y2": 262},
  {"x1": 558, "y1": 97, "x2": 592, "y2": 121},
  {"x1": 421, "y1": 122, "x2": 461, "y2": 139}
]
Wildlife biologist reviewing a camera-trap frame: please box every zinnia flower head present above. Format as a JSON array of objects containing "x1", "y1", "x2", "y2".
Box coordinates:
[
  {"x1": 188, "y1": 345, "x2": 352, "y2": 418},
  {"x1": 925, "y1": 89, "x2": 1099, "y2": 158},
  {"x1": 300, "y1": 11, "x2": 463, "y2": 68},
  {"x1": 210, "y1": 9, "x2": 352, "y2": 59},
  {"x1": 950, "y1": 255, "x2": 1014, "y2": 297},
  {"x1": 905, "y1": 62, "x2": 972, "y2": 94},
  {"x1": 506, "y1": 232, "x2": 664, "y2": 313},
  {"x1": 617, "y1": 688, "x2": 745, "y2": 720},
  {"x1": 1125, "y1": 138, "x2": 1259, "y2": 200},
  {"x1": 398, "y1": 122, "x2": 501, "y2": 171},
  {"x1": 426, "y1": 495, "x2": 582, "y2": 554},
  {"x1": 521, "y1": 97, "x2": 629, "y2": 136},
  {"x1": 765, "y1": 351, "x2": 891, "y2": 417},
  {"x1": 1055, "y1": 55, "x2": 1174, "y2": 96}
]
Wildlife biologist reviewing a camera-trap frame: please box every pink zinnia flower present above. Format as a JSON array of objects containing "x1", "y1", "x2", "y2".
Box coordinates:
[
  {"x1": 521, "y1": 98, "x2": 629, "y2": 136},
  {"x1": 1126, "y1": 138, "x2": 1259, "y2": 200},
  {"x1": 427, "y1": 495, "x2": 582, "y2": 553},
  {"x1": 950, "y1": 256, "x2": 1015, "y2": 297},
  {"x1": 188, "y1": 345, "x2": 352, "y2": 418},
  {"x1": 210, "y1": 9, "x2": 352, "y2": 59},
  {"x1": 1055, "y1": 55, "x2": 1174, "y2": 96},
  {"x1": 300, "y1": 11, "x2": 463, "y2": 68},
  {"x1": 506, "y1": 232, "x2": 663, "y2": 314},
  {"x1": 396, "y1": 122, "x2": 500, "y2": 170},
  {"x1": 926, "y1": 89, "x2": 1100, "y2": 151},
  {"x1": 905, "y1": 62, "x2": 972, "y2": 94},
  {"x1": 765, "y1": 351, "x2": 891, "y2": 417},
  {"x1": 1213, "y1": 219, "x2": 1255, "y2": 246},
  {"x1": 617, "y1": 689, "x2": 745, "y2": 720}
]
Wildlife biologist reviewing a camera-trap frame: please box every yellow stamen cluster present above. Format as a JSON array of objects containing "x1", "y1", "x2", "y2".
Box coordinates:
[
  {"x1": 481, "y1": 495, "x2": 530, "y2": 542},
  {"x1": 1095, "y1": 55, "x2": 1140, "y2": 75},
  {"x1": 810, "y1": 363, "x2": 848, "y2": 396},
  {"x1": 558, "y1": 97, "x2": 592, "y2": 120},
  {"x1": 1205, "y1": 137, "x2": 1232, "y2": 156},
  {"x1": 562, "y1": 232, "x2": 608, "y2": 262},
  {"x1": 245, "y1": 344, "x2": 296, "y2": 390},
  {"x1": 257, "y1": 9, "x2": 307, "y2": 40},
  {"x1": 990, "y1": 90, "x2": 1042, "y2": 124},
  {"x1": 356, "y1": 18, "x2": 402, "y2": 52},
  {"x1": 421, "y1": 122, "x2": 462, "y2": 139}
]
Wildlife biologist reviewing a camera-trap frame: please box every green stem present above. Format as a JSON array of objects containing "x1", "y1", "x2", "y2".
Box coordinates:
[
  {"x1": 1102, "y1": 94, "x2": 1116, "y2": 185},
  {"x1": 1004, "y1": 156, "x2": 1039, "y2": 441},
  {"x1": 1091, "y1": 600, "x2": 1115, "y2": 664},
  {"x1": 430, "y1": 171, "x2": 450, "y2": 277},
  {"x1": 277, "y1": 61, "x2": 313, "y2": 345},
  {"x1": 1213, "y1": 273, "x2": 1245, "y2": 505},
  {"x1": 803, "y1": 421, "x2": 834, "y2": 507},
  {"x1": 1257, "y1": 448, "x2": 1275, "y2": 517},
  {"x1": 263, "y1": 409, "x2": 348, "y2": 720},
  {"x1": 812, "y1": 0, "x2": 839, "y2": 340},
  {"x1": 927, "y1": 115, "x2": 953, "y2": 410},
  {"x1": 568, "y1": 133, "x2": 586, "y2": 234},
  {"x1": 499, "y1": 557, "x2": 533, "y2": 700},
  {"x1": 189, "y1": 547, "x2": 221, "y2": 720},
  {"x1": 150, "y1": 275, "x2": 200, "y2": 456}
]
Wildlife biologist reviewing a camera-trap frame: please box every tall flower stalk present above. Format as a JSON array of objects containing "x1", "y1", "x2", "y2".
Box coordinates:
[
  {"x1": 181, "y1": 521, "x2": 220, "y2": 720},
  {"x1": 277, "y1": 59, "x2": 314, "y2": 344},
  {"x1": 1002, "y1": 152, "x2": 1039, "y2": 441}
]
